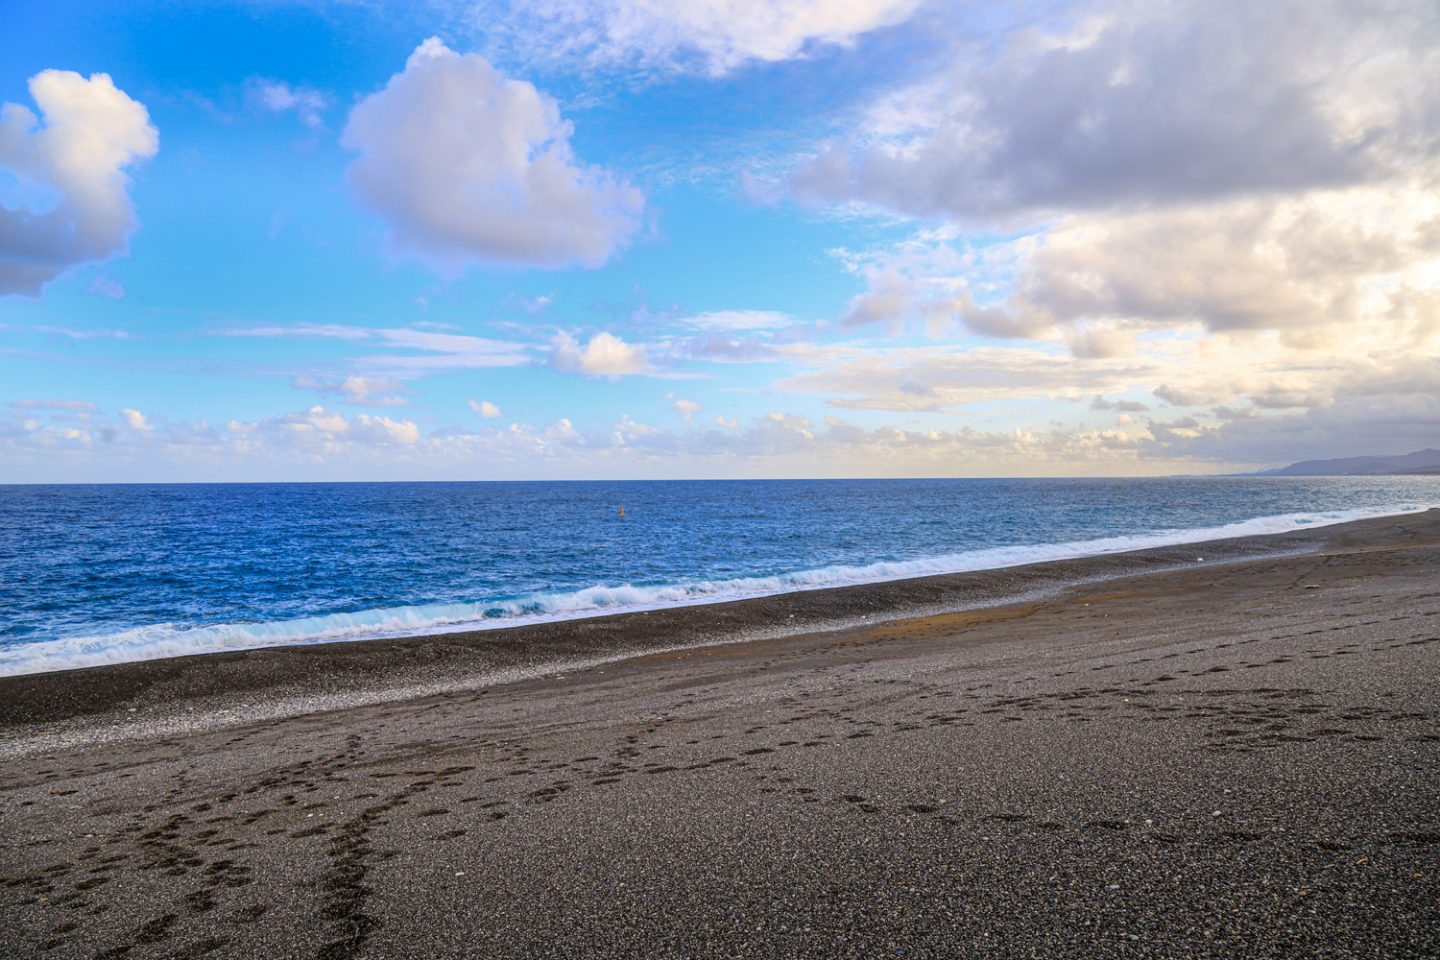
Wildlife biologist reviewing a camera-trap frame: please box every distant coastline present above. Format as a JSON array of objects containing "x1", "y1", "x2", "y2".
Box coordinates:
[{"x1": 1254, "y1": 447, "x2": 1440, "y2": 477}]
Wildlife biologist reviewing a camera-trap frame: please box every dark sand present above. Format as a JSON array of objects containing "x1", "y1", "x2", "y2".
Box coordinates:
[{"x1": 2, "y1": 510, "x2": 1438, "y2": 958}]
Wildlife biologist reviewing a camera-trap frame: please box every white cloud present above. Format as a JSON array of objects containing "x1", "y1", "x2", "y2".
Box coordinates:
[
  {"x1": 775, "y1": 343, "x2": 1149, "y2": 412},
  {"x1": 349, "y1": 412, "x2": 421, "y2": 445},
  {"x1": 294, "y1": 375, "x2": 410, "y2": 406},
  {"x1": 223, "y1": 323, "x2": 533, "y2": 372},
  {"x1": 342, "y1": 38, "x2": 644, "y2": 272},
  {"x1": 679, "y1": 309, "x2": 794, "y2": 331},
  {"x1": 840, "y1": 271, "x2": 913, "y2": 329},
  {"x1": 119, "y1": 407, "x2": 150, "y2": 431},
  {"x1": 823, "y1": 177, "x2": 1440, "y2": 357},
  {"x1": 271, "y1": 406, "x2": 420, "y2": 446},
  {"x1": 672, "y1": 397, "x2": 700, "y2": 420},
  {"x1": 481, "y1": 0, "x2": 924, "y2": 76},
  {"x1": 966, "y1": 185, "x2": 1440, "y2": 341},
  {"x1": 470, "y1": 399, "x2": 502, "y2": 418},
  {"x1": 1143, "y1": 364, "x2": 1440, "y2": 465},
  {"x1": 362, "y1": 327, "x2": 532, "y2": 372},
  {"x1": 223, "y1": 323, "x2": 376, "y2": 341},
  {"x1": 551, "y1": 330, "x2": 651, "y2": 377},
  {"x1": 793, "y1": 0, "x2": 1439, "y2": 219},
  {"x1": 822, "y1": 234, "x2": 1037, "y2": 339},
  {"x1": 544, "y1": 417, "x2": 580, "y2": 441},
  {"x1": 1153, "y1": 384, "x2": 1212, "y2": 407},
  {"x1": 1067, "y1": 323, "x2": 1137, "y2": 359},
  {"x1": 9, "y1": 390, "x2": 1434, "y2": 481},
  {"x1": 0, "y1": 69, "x2": 158, "y2": 295},
  {"x1": 251, "y1": 79, "x2": 330, "y2": 129}
]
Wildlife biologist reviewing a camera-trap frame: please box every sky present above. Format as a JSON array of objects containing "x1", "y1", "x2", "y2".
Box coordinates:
[{"x1": 1, "y1": 0, "x2": 1436, "y2": 482}]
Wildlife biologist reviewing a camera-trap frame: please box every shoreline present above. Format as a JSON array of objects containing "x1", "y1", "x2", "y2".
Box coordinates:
[
  {"x1": 2, "y1": 508, "x2": 1436, "y2": 739},
  {"x1": 5, "y1": 502, "x2": 1430, "y2": 679},
  {"x1": 1, "y1": 501, "x2": 1437, "y2": 957}
]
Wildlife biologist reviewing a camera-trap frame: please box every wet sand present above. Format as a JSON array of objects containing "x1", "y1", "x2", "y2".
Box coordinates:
[{"x1": 1, "y1": 509, "x2": 1438, "y2": 958}]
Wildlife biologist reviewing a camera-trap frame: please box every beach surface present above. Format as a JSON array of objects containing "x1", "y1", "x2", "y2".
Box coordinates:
[{"x1": 2, "y1": 509, "x2": 1438, "y2": 958}]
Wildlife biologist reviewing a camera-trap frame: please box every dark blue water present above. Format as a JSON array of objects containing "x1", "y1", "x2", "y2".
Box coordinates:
[{"x1": 1, "y1": 477, "x2": 1436, "y2": 674}]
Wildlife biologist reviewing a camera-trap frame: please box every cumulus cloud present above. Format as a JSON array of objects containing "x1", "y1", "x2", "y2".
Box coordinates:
[
  {"x1": 342, "y1": 38, "x2": 644, "y2": 272},
  {"x1": 824, "y1": 176, "x2": 1440, "y2": 362},
  {"x1": 0, "y1": 69, "x2": 158, "y2": 295},
  {"x1": 482, "y1": 0, "x2": 924, "y2": 76},
  {"x1": 672, "y1": 397, "x2": 700, "y2": 420},
  {"x1": 13, "y1": 393, "x2": 1434, "y2": 481},
  {"x1": 0, "y1": 403, "x2": 435, "y2": 479},
  {"x1": 962, "y1": 185, "x2": 1440, "y2": 341},
  {"x1": 348, "y1": 412, "x2": 421, "y2": 445},
  {"x1": 261, "y1": 406, "x2": 422, "y2": 447},
  {"x1": 469, "y1": 399, "x2": 502, "y2": 418},
  {"x1": 793, "y1": 0, "x2": 1440, "y2": 219},
  {"x1": 1146, "y1": 388, "x2": 1440, "y2": 467},
  {"x1": 551, "y1": 330, "x2": 651, "y2": 377}
]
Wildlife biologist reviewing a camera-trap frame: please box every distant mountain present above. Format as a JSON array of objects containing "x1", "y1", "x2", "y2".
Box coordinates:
[{"x1": 1258, "y1": 448, "x2": 1440, "y2": 477}]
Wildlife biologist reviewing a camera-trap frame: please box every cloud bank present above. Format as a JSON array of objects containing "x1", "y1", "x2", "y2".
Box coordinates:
[{"x1": 793, "y1": 0, "x2": 1439, "y2": 219}]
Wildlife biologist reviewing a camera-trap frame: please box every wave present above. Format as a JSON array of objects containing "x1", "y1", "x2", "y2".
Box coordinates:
[{"x1": 0, "y1": 503, "x2": 1427, "y2": 676}]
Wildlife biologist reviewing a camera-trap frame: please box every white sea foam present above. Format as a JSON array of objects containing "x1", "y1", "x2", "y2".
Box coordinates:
[{"x1": 1, "y1": 503, "x2": 1428, "y2": 677}]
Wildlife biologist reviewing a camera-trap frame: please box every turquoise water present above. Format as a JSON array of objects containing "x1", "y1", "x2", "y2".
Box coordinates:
[{"x1": 1, "y1": 476, "x2": 1436, "y2": 675}]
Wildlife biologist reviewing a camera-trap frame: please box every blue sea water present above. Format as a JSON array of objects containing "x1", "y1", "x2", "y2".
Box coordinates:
[{"x1": 1, "y1": 477, "x2": 1437, "y2": 676}]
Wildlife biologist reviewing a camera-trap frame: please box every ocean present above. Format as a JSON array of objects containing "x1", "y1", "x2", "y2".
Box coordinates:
[{"x1": 2, "y1": 476, "x2": 1437, "y2": 676}]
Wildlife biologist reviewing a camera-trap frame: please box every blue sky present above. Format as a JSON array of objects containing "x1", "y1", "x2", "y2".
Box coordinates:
[{"x1": 2, "y1": 0, "x2": 1436, "y2": 481}]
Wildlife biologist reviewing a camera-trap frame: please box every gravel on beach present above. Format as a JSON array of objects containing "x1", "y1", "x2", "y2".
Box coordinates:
[{"x1": 2, "y1": 509, "x2": 1438, "y2": 958}]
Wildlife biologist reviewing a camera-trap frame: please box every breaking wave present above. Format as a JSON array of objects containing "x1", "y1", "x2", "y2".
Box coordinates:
[{"x1": 0, "y1": 503, "x2": 1426, "y2": 676}]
